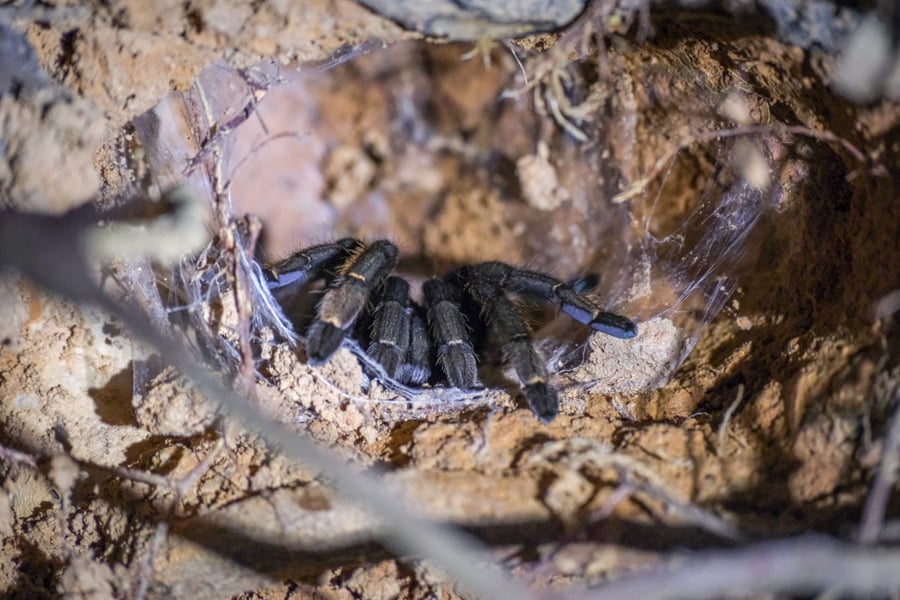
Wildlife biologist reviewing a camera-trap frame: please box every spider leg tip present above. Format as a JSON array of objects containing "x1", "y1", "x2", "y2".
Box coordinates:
[
  {"x1": 439, "y1": 345, "x2": 480, "y2": 389},
  {"x1": 306, "y1": 321, "x2": 345, "y2": 364},
  {"x1": 613, "y1": 321, "x2": 639, "y2": 339},
  {"x1": 523, "y1": 382, "x2": 559, "y2": 423},
  {"x1": 397, "y1": 364, "x2": 431, "y2": 386},
  {"x1": 590, "y1": 315, "x2": 639, "y2": 339},
  {"x1": 368, "y1": 343, "x2": 403, "y2": 377}
]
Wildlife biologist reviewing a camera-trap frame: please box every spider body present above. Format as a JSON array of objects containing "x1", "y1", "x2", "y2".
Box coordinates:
[{"x1": 263, "y1": 239, "x2": 637, "y2": 422}]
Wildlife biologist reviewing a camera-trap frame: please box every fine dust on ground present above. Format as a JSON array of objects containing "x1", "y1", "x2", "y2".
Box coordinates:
[{"x1": 2, "y1": 3, "x2": 900, "y2": 600}]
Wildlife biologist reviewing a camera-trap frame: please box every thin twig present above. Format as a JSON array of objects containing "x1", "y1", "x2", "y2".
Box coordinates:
[
  {"x1": 131, "y1": 438, "x2": 224, "y2": 599},
  {"x1": 612, "y1": 121, "x2": 875, "y2": 204},
  {"x1": 573, "y1": 534, "x2": 900, "y2": 600},
  {"x1": 134, "y1": 521, "x2": 169, "y2": 600},
  {"x1": 108, "y1": 465, "x2": 174, "y2": 490},
  {"x1": 502, "y1": 40, "x2": 528, "y2": 87},
  {"x1": 527, "y1": 439, "x2": 743, "y2": 541},
  {"x1": 592, "y1": 482, "x2": 636, "y2": 522},
  {"x1": 221, "y1": 131, "x2": 309, "y2": 193},
  {"x1": 858, "y1": 385, "x2": 900, "y2": 543},
  {"x1": 717, "y1": 383, "x2": 745, "y2": 454},
  {"x1": 543, "y1": 84, "x2": 590, "y2": 142},
  {"x1": 232, "y1": 219, "x2": 261, "y2": 381},
  {"x1": 0, "y1": 443, "x2": 39, "y2": 469},
  {"x1": 173, "y1": 438, "x2": 224, "y2": 503},
  {"x1": 612, "y1": 465, "x2": 743, "y2": 542},
  {"x1": 697, "y1": 124, "x2": 866, "y2": 165}
]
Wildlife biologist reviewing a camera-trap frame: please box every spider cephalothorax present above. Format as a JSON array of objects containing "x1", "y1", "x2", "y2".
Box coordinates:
[{"x1": 263, "y1": 239, "x2": 637, "y2": 422}]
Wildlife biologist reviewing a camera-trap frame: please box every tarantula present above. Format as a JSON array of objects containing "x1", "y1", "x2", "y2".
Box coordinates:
[{"x1": 263, "y1": 238, "x2": 637, "y2": 422}]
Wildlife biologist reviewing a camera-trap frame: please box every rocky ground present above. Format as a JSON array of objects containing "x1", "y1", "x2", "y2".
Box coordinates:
[{"x1": 1, "y1": 1, "x2": 899, "y2": 599}]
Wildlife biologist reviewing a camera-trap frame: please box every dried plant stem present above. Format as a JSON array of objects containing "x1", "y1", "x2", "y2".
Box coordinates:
[
  {"x1": 717, "y1": 383, "x2": 745, "y2": 452},
  {"x1": 858, "y1": 386, "x2": 900, "y2": 543},
  {"x1": 700, "y1": 124, "x2": 866, "y2": 164},
  {"x1": 576, "y1": 534, "x2": 900, "y2": 600},
  {"x1": 612, "y1": 465, "x2": 742, "y2": 542},
  {"x1": 612, "y1": 121, "x2": 873, "y2": 204},
  {"x1": 232, "y1": 219, "x2": 262, "y2": 381},
  {"x1": 0, "y1": 443, "x2": 39, "y2": 469},
  {"x1": 134, "y1": 521, "x2": 169, "y2": 600},
  {"x1": 124, "y1": 439, "x2": 224, "y2": 599}
]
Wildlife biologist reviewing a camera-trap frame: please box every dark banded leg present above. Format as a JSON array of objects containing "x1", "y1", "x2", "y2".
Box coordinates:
[
  {"x1": 480, "y1": 262, "x2": 638, "y2": 339},
  {"x1": 423, "y1": 277, "x2": 479, "y2": 389},
  {"x1": 366, "y1": 278, "x2": 433, "y2": 385},
  {"x1": 263, "y1": 238, "x2": 361, "y2": 290},
  {"x1": 464, "y1": 267, "x2": 558, "y2": 422},
  {"x1": 399, "y1": 305, "x2": 432, "y2": 385},
  {"x1": 307, "y1": 240, "x2": 399, "y2": 364},
  {"x1": 367, "y1": 276, "x2": 412, "y2": 379}
]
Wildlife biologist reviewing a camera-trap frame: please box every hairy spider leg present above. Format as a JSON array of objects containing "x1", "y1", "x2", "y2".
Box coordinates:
[
  {"x1": 263, "y1": 238, "x2": 361, "y2": 290},
  {"x1": 423, "y1": 277, "x2": 479, "y2": 389},
  {"x1": 464, "y1": 265, "x2": 558, "y2": 422},
  {"x1": 306, "y1": 240, "x2": 399, "y2": 364},
  {"x1": 367, "y1": 276, "x2": 413, "y2": 379},
  {"x1": 483, "y1": 262, "x2": 638, "y2": 339},
  {"x1": 400, "y1": 305, "x2": 432, "y2": 385},
  {"x1": 366, "y1": 277, "x2": 433, "y2": 385}
]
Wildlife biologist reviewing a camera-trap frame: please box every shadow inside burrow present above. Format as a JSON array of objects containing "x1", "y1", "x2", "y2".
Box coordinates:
[
  {"x1": 601, "y1": 12, "x2": 900, "y2": 527},
  {"x1": 695, "y1": 133, "x2": 899, "y2": 507},
  {"x1": 88, "y1": 363, "x2": 139, "y2": 426},
  {"x1": 164, "y1": 511, "x2": 744, "y2": 584},
  {"x1": 648, "y1": 4, "x2": 783, "y2": 49},
  {"x1": 647, "y1": 9, "x2": 900, "y2": 339},
  {"x1": 7, "y1": 535, "x2": 66, "y2": 600},
  {"x1": 0, "y1": 437, "x2": 749, "y2": 592}
]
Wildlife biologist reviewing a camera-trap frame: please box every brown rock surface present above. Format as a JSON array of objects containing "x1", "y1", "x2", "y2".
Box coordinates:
[{"x1": 1, "y1": 3, "x2": 899, "y2": 599}]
